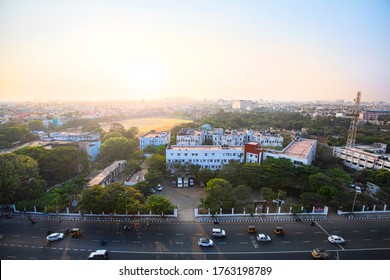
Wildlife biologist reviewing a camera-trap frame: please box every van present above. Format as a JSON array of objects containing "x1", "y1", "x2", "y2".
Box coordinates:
[
  {"x1": 88, "y1": 249, "x2": 108, "y2": 260},
  {"x1": 189, "y1": 178, "x2": 194, "y2": 186},
  {"x1": 177, "y1": 177, "x2": 183, "y2": 188},
  {"x1": 184, "y1": 177, "x2": 189, "y2": 187}
]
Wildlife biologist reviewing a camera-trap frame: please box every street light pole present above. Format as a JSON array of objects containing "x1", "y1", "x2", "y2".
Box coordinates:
[{"x1": 351, "y1": 190, "x2": 358, "y2": 217}]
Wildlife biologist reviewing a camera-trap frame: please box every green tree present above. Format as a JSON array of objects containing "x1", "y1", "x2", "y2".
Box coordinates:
[
  {"x1": 146, "y1": 195, "x2": 175, "y2": 214},
  {"x1": 144, "y1": 169, "x2": 162, "y2": 187},
  {"x1": 28, "y1": 120, "x2": 45, "y2": 131},
  {"x1": 99, "y1": 137, "x2": 134, "y2": 163},
  {"x1": 109, "y1": 123, "x2": 126, "y2": 136},
  {"x1": 102, "y1": 131, "x2": 123, "y2": 143},
  {"x1": 0, "y1": 153, "x2": 46, "y2": 204},
  {"x1": 125, "y1": 126, "x2": 139, "y2": 140},
  {"x1": 233, "y1": 184, "x2": 252, "y2": 204},
  {"x1": 203, "y1": 178, "x2": 236, "y2": 213}
]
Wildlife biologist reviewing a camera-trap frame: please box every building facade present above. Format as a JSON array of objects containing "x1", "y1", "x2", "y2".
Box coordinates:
[
  {"x1": 139, "y1": 131, "x2": 171, "y2": 150},
  {"x1": 176, "y1": 128, "x2": 204, "y2": 146},
  {"x1": 85, "y1": 160, "x2": 127, "y2": 188},
  {"x1": 333, "y1": 146, "x2": 390, "y2": 171},
  {"x1": 166, "y1": 138, "x2": 317, "y2": 172}
]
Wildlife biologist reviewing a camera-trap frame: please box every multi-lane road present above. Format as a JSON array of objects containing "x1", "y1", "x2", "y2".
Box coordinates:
[{"x1": 1, "y1": 218, "x2": 389, "y2": 260}]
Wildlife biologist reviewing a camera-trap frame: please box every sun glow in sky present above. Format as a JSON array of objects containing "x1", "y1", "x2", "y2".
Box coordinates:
[{"x1": 0, "y1": 0, "x2": 389, "y2": 102}]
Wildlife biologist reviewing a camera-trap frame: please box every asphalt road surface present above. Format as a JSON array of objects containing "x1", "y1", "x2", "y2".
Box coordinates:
[{"x1": 1, "y1": 218, "x2": 389, "y2": 260}]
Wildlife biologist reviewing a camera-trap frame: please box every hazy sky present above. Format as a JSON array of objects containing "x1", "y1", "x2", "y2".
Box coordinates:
[{"x1": 0, "y1": 0, "x2": 389, "y2": 102}]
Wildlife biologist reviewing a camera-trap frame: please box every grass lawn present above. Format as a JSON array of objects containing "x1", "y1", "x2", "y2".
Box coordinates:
[{"x1": 100, "y1": 117, "x2": 193, "y2": 135}]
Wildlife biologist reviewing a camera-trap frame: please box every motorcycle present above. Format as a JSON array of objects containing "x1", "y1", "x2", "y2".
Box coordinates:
[{"x1": 310, "y1": 221, "x2": 315, "y2": 226}]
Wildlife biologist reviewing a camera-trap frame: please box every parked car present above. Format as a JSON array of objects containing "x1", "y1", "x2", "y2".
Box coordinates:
[
  {"x1": 189, "y1": 178, "x2": 195, "y2": 186},
  {"x1": 198, "y1": 238, "x2": 214, "y2": 247},
  {"x1": 155, "y1": 184, "x2": 163, "y2": 191},
  {"x1": 46, "y1": 232, "x2": 64, "y2": 241},
  {"x1": 256, "y1": 233, "x2": 271, "y2": 242},
  {"x1": 328, "y1": 235, "x2": 345, "y2": 244},
  {"x1": 88, "y1": 249, "x2": 109, "y2": 260},
  {"x1": 355, "y1": 186, "x2": 362, "y2": 193},
  {"x1": 149, "y1": 188, "x2": 156, "y2": 194},
  {"x1": 171, "y1": 179, "x2": 177, "y2": 187},
  {"x1": 272, "y1": 199, "x2": 285, "y2": 205},
  {"x1": 311, "y1": 248, "x2": 329, "y2": 259},
  {"x1": 211, "y1": 228, "x2": 226, "y2": 237}
]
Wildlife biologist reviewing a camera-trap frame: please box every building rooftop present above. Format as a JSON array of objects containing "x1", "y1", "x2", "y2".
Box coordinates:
[
  {"x1": 141, "y1": 132, "x2": 169, "y2": 138},
  {"x1": 282, "y1": 138, "x2": 316, "y2": 159}
]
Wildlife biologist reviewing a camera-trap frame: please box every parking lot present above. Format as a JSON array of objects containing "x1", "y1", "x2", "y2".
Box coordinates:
[{"x1": 158, "y1": 180, "x2": 205, "y2": 221}]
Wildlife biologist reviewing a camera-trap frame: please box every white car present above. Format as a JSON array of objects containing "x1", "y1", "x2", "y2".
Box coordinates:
[
  {"x1": 256, "y1": 233, "x2": 272, "y2": 242},
  {"x1": 155, "y1": 184, "x2": 163, "y2": 191},
  {"x1": 211, "y1": 228, "x2": 226, "y2": 237},
  {"x1": 272, "y1": 199, "x2": 285, "y2": 205},
  {"x1": 328, "y1": 235, "x2": 345, "y2": 244},
  {"x1": 198, "y1": 238, "x2": 214, "y2": 247},
  {"x1": 46, "y1": 232, "x2": 65, "y2": 241}
]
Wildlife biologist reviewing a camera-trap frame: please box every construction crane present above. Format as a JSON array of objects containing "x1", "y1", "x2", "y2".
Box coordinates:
[{"x1": 346, "y1": 91, "x2": 361, "y2": 148}]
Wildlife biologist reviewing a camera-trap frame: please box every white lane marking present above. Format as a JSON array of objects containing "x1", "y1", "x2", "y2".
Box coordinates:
[
  {"x1": 111, "y1": 240, "x2": 120, "y2": 243},
  {"x1": 175, "y1": 242, "x2": 183, "y2": 245},
  {"x1": 156, "y1": 233, "x2": 164, "y2": 236},
  {"x1": 133, "y1": 241, "x2": 142, "y2": 244},
  {"x1": 352, "y1": 230, "x2": 360, "y2": 233},
  {"x1": 236, "y1": 233, "x2": 245, "y2": 236},
  {"x1": 370, "y1": 230, "x2": 378, "y2": 232},
  {"x1": 302, "y1": 241, "x2": 311, "y2": 243},
  {"x1": 240, "y1": 242, "x2": 248, "y2": 244},
  {"x1": 12, "y1": 235, "x2": 21, "y2": 237},
  {"x1": 281, "y1": 241, "x2": 290, "y2": 243},
  {"x1": 295, "y1": 232, "x2": 303, "y2": 234},
  {"x1": 176, "y1": 233, "x2": 184, "y2": 236},
  {"x1": 314, "y1": 232, "x2": 323, "y2": 234},
  {"x1": 31, "y1": 236, "x2": 40, "y2": 239},
  {"x1": 217, "y1": 242, "x2": 227, "y2": 245},
  {"x1": 363, "y1": 238, "x2": 372, "y2": 241}
]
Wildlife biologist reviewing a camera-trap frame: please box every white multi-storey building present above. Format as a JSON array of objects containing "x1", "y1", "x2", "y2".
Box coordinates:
[
  {"x1": 212, "y1": 129, "x2": 247, "y2": 146},
  {"x1": 333, "y1": 146, "x2": 390, "y2": 171},
  {"x1": 166, "y1": 145, "x2": 244, "y2": 171},
  {"x1": 251, "y1": 131, "x2": 283, "y2": 148},
  {"x1": 176, "y1": 128, "x2": 204, "y2": 146},
  {"x1": 263, "y1": 138, "x2": 317, "y2": 166},
  {"x1": 166, "y1": 138, "x2": 317, "y2": 173},
  {"x1": 139, "y1": 131, "x2": 171, "y2": 150}
]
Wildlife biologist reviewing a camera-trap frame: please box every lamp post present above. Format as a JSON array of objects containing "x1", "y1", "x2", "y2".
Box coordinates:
[{"x1": 351, "y1": 189, "x2": 360, "y2": 217}]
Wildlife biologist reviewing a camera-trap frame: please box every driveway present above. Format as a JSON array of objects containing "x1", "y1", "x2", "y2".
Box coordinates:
[{"x1": 159, "y1": 181, "x2": 204, "y2": 222}]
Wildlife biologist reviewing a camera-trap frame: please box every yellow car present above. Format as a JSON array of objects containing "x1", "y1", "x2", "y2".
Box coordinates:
[
  {"x1": 311, "y1": 248, "x2": 330, "y2": 260},
  {"x1": 274, "y1": 227, "x2": 284, "y2": 235},
  {"x1": 70, "y1": 228, "x2": 81, "y2": 237},
  {"x1": 247, "y1": 225, "x2": 256, "y2": 233}
]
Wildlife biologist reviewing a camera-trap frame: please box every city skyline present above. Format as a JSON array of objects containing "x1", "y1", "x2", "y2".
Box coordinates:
[{"x1": 0, "y1": 0, "x2": 389, "y2": 102}]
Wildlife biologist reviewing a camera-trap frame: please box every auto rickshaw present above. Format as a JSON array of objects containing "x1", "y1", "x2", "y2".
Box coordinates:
[
  {"x1": 274, "y1": 227, "x2": 284, "y2": 235},
  {"x1": 247, "y1": 225, "x2": 257, "y2": 233},
  {"x1": 70, "y1": 228, "x2": 81, "y2": 237}
]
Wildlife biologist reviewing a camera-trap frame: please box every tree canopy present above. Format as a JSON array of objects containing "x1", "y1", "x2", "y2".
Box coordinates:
[{"x1": 0, "y1": 153, "x2": 46, "y2": 204}]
